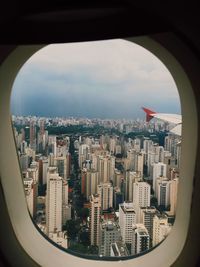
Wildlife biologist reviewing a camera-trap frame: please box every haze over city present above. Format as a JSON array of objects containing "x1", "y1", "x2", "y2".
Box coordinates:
[{"x1": 11, "y1": 39, "x2": 181, "y2": 119}]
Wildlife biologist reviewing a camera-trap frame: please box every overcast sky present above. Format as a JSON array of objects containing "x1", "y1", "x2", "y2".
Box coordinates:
[{"x1": 11, "y1": 39, "x2": 181, "y2": 119}]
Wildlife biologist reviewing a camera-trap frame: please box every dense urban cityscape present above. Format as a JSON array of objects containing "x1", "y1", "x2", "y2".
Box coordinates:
[{"x1": 12, "y1": 114, "x2": 181, "y2": 258}]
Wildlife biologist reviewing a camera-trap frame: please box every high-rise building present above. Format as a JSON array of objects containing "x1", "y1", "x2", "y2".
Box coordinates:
[
  {"x1": 90, "y1": 153, "x2": 98, "y2": 170},
  {"x1": 156, "y1": 177, "x2": 171, "y2": 209},
  {"x1": 97, "y1": 182, "x2": 113, "y2": 211},
  {"x1": 46, "y1": 172, "x2": 63, "y2": 234},
  {"x1": 39, "y1": 119, "x2": 45, "y2": 135},
  {"x1": 38, "y1": 158, "x2": 43, "y2": 187},
  {"x1": 140, "y1": 207, "x2": 158, "y2": 247},
  {"x1": 126, "y1": 149, "x2": 136, "y2": 170},
  {"x1": 119, "y1": 202, "x2": 136, "y2": 244},
  {"x1": 133, "y1": 138, "x2": 141, "y2": 152},
  {"x1": 98, "y1": 156, "x2": 107, "y2": 183},
  {"x1": 23, "y1": 177, "x2": 37, "y2": 218},
  {"x1": 152, "y1": 162, "x2": 167, "y2": 193},
  {"x1": 170, "y1": 178, "x2": 179, "y2": 215},
  {"x1": 89, "y1": 194, "x2": 101, "y2": 246},
  {"x1": 135, "y1": 152, "x2": 144, "y2": 176},
  {"x1": 176, "y1": 142, "x2": 181, "y2": 169},
  {"x1": 28, "y1": 162, "x2": 39, "y2": 183},
  {"x1": 153, "y1": 214, "x2": 171, "y2": 246},
  {"x1": 79, "y1": 144, "x2": 90, "y2": 168},
  {"x1": 48, "y1": 153, "x2": 55, "y2": 167},
  {"x1": 54, "y1": 156, "x2": 67, "y2": 180},
  {"x1": 110, "y1": 241, "x2": 129, "y2": 257},
  {"x1": 99, "y1": 220, "x2": 121, "y2": 256},
  {"x1": 48, "y1": 135, "x2": 57, "y2": 156},
  {"x1": 125, "y1": 171, "x2": 142, "y2": 202},
  {"x1": 37, "y1": 125, "x2": 47, "y2": 153},
  {"x1": 113, "y1": 169, "x2": 123, "y2": 188},
  {"x1": 108, "y1": 155, "x2": 115, "y2": 181},
  {"x1": 42, "y1": 158, "x2": 49, "y2": 185},
  {"x1": 20, "y1": 140, "x2": 27, "y2": 154},
  {"x1": 133, "y1": 181, "x2": 150, "y2": 222},
  {"x1": 164, "y1": 133, "x2": 181, "y2": 157},
  {"x1": 113, "y1": 187, "x2": 123, "y2": 210},
  {"x1": 20, "y1": 153, "x2": 29, "y2": 172},
  {"x1": 29, "y1": 120, "x2": 36, "y2": 150},
  {"x1": 143, "y1": 138, "x2": 153, "y2": 166},
  {"x1": 147, "y1": 151, "x2": 156, "y2": 176},
  {"x1": 85, "y1": 170, "x2": 99, "y2": 200},
  {"x1": 97, "y1": 155, "x2": 115, "y2": 183},
  {"x1": 110, "y1": 137, "x2": 116, "y2": 154},
  {"x1": 46, "y1": 166, "x2": 58, "y2": 184},
  {"x1": 131, "y1": 224, "x2": 150, "y2": 255}
]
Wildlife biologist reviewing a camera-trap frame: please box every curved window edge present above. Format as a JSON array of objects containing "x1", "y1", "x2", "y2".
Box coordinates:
[{"x1": 0, "y1": 34, "x2": 198, "y2": 267}]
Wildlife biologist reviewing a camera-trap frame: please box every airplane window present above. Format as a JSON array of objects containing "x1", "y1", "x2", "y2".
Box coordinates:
[{"x1": 10, "y1": 39, "x2": 181, "y2": 259}]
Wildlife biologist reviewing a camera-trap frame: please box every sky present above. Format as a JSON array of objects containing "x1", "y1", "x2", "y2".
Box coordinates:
[{"x1": 10, "y1": 39, "x2": 181, "y2": 119}]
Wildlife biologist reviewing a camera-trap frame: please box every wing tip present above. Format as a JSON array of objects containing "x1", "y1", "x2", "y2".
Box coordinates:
[{"x1": 142, "y1": 107, "x2": 156, "y2": 122}]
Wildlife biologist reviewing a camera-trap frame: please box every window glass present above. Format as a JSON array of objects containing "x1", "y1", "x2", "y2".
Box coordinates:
[{"x1": 10, "y1": 39, "x2": 181, "y2": 258}]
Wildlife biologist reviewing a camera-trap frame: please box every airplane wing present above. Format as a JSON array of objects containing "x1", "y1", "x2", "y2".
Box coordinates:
[
  {"x1": 142, "y1": 107, "x2": 182, "y2": 136},
  {"x1": 169, "y1": 124, "x2": 182, "y2": 136},
  {"x1": 152, "y1": 113, "x2": 182, "y2": 124}
]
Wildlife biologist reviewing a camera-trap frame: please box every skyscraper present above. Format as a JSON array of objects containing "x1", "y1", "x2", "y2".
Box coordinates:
[
  {"x1": 23, "y1": 177, "x2": 37, "y2": 219},
  {"x1": 99, "y1": 220, "x2": 120, "y2": 256},
  {"x1": 97, "y1": 182, "x2": 113, "y2": 211},
  {"x1": 152, "y1": 162, "x2": 167, "y2": 192},
  {"x1": 140, "y1": 207, "x2": 157, "y2": 247},
  {"x1": 79, "y1": 144, "x2": 90, "y2": 168},
  {"x1": 131, "y1": 224, "x2": 150, "y2": 255},
  {"x1": 54, "y1": 156, "x2": 67, "y2": 180},
  {"x1": 89, "y1": 194, "x2": 101, "y2": 246},
  {"x1": 97, "y1": 155, "x2": 114, "y2": 183},
  {"x1": 46, "y1": 172, "x2": 63, "y2": 234},
  {"x1": 125, "y1": 171, "x2": 142, "y2": 202},
  {"x1": 119, "y1": 202, "x2": 136, "y2": 244},
  {"x1": 29, "y1": 120, "x2": 36, "y2": 150},
  {"x1": 42, "y1": 158, "x2": 49, "y2": 185},
  {"x1": 156, "y1": 177, "x2": 171, "y2": 209},
  {"x1": 39, "y1": 119, "x2": 45, "y2": 135},
  {"x1": 85, "y1": 169, "x2": 99, "y2": 200},
  {"x1": 133, "y1": 181, "x2": 150, "y2": 222},
  {"x1": 170, "y1": 178, "x2": 179, "y2": 215},
  {"x1": 62, "y1": 180, "x2": 71, "y2": 224},
  {"x1": 153, "y1": 214, "x2": 171, "y2": 246},
  {"x1": 135, "y1": 152, "x2": 144, "y2": 176},
  {"x1": 113, "y1": 187, "x2": 123, "y2": 210},
  {"x1": 110, "y1": 241, "x2": 129, "y2": 256},
  {"x1": 133, "y1": 181, "x2": 150, "y2": 207}
]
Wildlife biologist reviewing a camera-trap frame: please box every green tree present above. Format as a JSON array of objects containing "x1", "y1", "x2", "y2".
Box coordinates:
[
  {"x1": 63, "y1": 219, "x2": 81, "y2": 239},
  {"x1": 79, "y1": 231, "x2": 90, "y2": 246},
  {"x1": 77, "y1": 208, "x2": 89, "y2": 219}
]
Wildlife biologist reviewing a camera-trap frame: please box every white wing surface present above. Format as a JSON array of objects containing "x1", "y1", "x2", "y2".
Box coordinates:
[
  {"x1": 152, "y1": 113, "x2": 182, "y2": 125},
  {"x1": 142, "y1": 107, "x2": 182, "y2": 136}
]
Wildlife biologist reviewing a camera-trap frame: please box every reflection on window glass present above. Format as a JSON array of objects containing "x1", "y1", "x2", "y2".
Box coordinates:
[{"x1": 11, "y1": 39, "x2": 181, "y2": 258}]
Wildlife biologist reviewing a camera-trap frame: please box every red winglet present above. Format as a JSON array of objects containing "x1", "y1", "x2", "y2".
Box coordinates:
[{"x1": 142, "y1": 107, "x2": 156, "y2": 122}]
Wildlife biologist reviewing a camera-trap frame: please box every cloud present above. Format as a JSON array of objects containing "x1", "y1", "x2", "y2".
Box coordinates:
[{"x1": 11, "y1": 39, "x2": 181, "y2": 118}]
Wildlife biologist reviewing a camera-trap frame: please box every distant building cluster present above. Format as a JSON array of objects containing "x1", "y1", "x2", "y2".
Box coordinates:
[{"x1": 12, "y1": 115, "x2": 181, "y2": 256}]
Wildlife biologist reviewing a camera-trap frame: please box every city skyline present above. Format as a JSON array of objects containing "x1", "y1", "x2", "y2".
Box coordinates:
[
  {"x1": 11, "y1": 39, "x2": 181, "y2": 119},
  {"x1": 13, "y1": 114, "x2": 180, "y2": 256}
]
